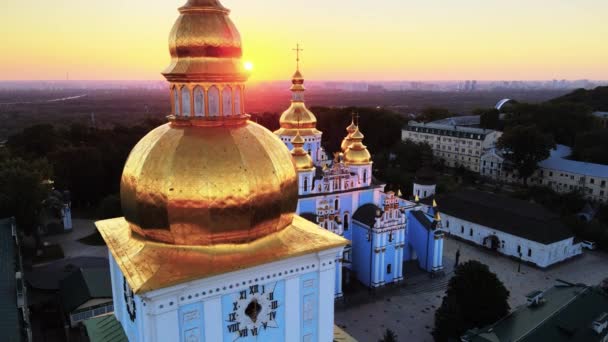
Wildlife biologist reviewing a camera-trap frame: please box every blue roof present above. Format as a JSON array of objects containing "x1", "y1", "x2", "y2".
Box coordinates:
[
  {"x1": 539, "y1": 144, "x2": 608, "y2": 179},
  {"x1": 0, "y1": 218, "x2": 20, "y2": 342}
]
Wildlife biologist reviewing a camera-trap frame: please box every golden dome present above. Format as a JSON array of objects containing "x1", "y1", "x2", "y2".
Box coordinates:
[
  {"x1": 162, "y1": 0, "x2": 246, "y2": 83},
  {"x1": 344, "y1": 127, "x2": 372, "y2": 165},
  {"x1": 120, "y1": 120, "x2": 298, "y2": 246},
  {"x1": 290, "y1": 131, "x2": 314, "y2": 172},
  {"x1": 275, "y1": 68, "x2": 321, "y2": 136},
  {"x1": 340, "y1": 119, "x2": 358, "y2": 152}
]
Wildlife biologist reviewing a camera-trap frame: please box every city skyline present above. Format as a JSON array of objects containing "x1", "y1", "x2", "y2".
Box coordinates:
[{"x1": 2, "y1": 0, "x2": 608, "y2": 81}]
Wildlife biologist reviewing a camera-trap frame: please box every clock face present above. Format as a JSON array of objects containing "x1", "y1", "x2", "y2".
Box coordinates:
[
  {"x1": 222, "y1": 280, "x2": 285, "y2": 341},
  {"x1": 123, "y1": 277, "x2": 136, "y2": 322}
]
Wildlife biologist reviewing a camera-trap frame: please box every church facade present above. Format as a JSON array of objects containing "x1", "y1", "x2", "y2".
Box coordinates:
[
  {"x1": 274, "y1": 67, "x2": 445, "y2": 296},
  {"x1": 97, "y1": 1, "x2": 348, "y2": 341}
]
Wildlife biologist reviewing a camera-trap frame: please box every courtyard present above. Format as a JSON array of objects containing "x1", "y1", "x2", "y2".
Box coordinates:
[{"x1": 336, "y1": 236, "x2": 608, "y2": 342}]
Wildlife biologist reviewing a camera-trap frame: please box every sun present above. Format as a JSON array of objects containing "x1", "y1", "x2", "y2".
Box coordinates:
[{"x1": 244, "y1": 61, "x2": 254, "y2": 72}]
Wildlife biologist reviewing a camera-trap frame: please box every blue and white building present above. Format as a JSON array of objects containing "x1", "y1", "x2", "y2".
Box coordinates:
[{"x1": 275, "y1": 68, "x2": 445, "y2": 295}]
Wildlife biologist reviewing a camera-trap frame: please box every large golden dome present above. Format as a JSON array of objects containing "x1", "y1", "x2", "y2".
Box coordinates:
[{"x1": 120, "y1": 120, "x2": 298, "y2": 246}]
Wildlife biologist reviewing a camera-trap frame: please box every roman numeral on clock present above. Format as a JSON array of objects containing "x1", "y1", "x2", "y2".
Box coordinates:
[
  {"x1": 249, "y1": 285, "x2": 258, "y2": 295},
  {"x1": 269, "y1": 311, "x2": 277, "y2": 321},
  {"x1": 268, "y1": 291, "x2": 274, "y2": 301},
  {"x1": 239, "y1": 328, "x2": 248, "y2": 337},
  {"x1": 251, "y1": 327, "x2": 258, "y2": 336},
  {"x1": 271, "y1": 300, "x2": 278, "y2": 310},
  {"x1": 233, "y1": 302, "x2": 238, "y2": 311},
  {"x1": 239, "y1": 290, "x2": 247, "y2": 300},
  {"x1": 228, "y1": 312, "x2": 237, "y2": 322},
  {"x1": 228, "y1": 322, "x2": 240, "y2": 333}
]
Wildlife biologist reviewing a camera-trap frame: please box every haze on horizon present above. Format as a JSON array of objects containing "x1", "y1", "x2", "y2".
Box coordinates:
[{"x1": 2, "y1": 0, "x2": 607, "y2": 82}]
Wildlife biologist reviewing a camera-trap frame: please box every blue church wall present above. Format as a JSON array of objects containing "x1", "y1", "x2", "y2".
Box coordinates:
[
  {"x1": 351, "y1": 221, "x2": 372, "y2": 287},
  {"x1": 404, "y1": 212, "x2": 443, "y2": 272},
  {"x1": 300, "y1": 272, "x2": 319, "y2": 342}
]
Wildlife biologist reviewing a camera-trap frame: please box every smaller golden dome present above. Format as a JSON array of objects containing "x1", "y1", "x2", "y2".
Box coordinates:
[
  {"x1": 340, "y1": 119, "x2": 358, "y2": 152},
  {"x1": 344, "y1": 127, "x2": 372, "y2": 165},
  {"x1": 290, "y1": 131, "x2": 314, "y2": 172}
]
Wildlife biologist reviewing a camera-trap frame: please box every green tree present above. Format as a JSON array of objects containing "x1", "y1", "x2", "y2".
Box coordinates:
[
  {"x1": 379, "y1": 329, "x2": 398, "y2": 342},
  {"x1": 0, "y1": 155, "x2": 52, "y2": 233},
  {"x1": 419, "y1": 107, "x2": 451, "y2": 123},
  {"x1": 475, "y1": 108, "x2": 500, "y2": 130},
  {"x1": 497, "y1": 125, "x2": 555, "y2": 186},
  {"x1": 433, "y1": 261, "x2": 510, "y2": 342}
]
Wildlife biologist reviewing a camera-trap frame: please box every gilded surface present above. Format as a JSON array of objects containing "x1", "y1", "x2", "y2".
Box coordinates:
[
  {"x1": 344, "y1": 128, "x2": 372, "y2": 165},
  {"x1": 290, "y1": 132, "x2": 315, "y2": 171},
  {"x1": 120, "y1": 121, "x2": 298, "y2": 246},
  {"x1": 97, "y1": 215, "x2": 348, "y2": 294},
  {"x1": 163, "y1": 0, "x2": 246, "y2": 82}
]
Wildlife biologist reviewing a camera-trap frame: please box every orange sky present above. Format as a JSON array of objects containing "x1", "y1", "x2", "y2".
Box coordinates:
[{"x1": 1, "y1": 0, "x2": 607, "y2": 81}]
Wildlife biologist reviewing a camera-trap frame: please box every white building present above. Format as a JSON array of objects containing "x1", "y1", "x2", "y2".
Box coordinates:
[
  {"x1": 432, "y1": 190, "x2": 582, "y2": 268},
  {"x1": 481, "y1": 145, "x2": 608, "y2": 203},
  {"x1": 402, "y1": 121, "x2": 502, "y2": 172}
]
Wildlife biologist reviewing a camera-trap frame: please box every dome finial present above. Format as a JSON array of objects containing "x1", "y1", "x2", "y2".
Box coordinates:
[{"x1": 293, "y1": 43, "x2": 303, "y2": 71}]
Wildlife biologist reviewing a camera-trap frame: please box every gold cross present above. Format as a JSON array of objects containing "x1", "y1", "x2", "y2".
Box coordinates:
[{"x1": 293, "y1": 43, "x2": 303, "y2": 70}]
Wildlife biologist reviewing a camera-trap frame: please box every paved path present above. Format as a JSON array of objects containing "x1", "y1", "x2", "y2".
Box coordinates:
[
  {"x1": 336, "y1": 237, "x2": 608, "y2": 342},
  {"x1": 44, "y1": 218, "x2": 108, "y2": 259}
]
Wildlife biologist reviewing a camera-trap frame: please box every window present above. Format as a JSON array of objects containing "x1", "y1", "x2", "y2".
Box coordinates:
[
  {"x1": 303, "y1": 295, "x2": 314, "y2": 322},
  {"x1": 234, "y1": 87, "x2": 242, "y2": 115},
  {"x1": 366, "y1": 232, "x2": 371, "y2": 242},
  {"x1": 344, "y1": 214, "x2": 349, "y2": 231},
  {"x1": 528, "y1": 248, "x2": 532, "y2": 257},
  {"x1": 304, "y1": 178, "x2": 308, "y2": 191},
  {"x1": 602, "y1": 180, "x2": 606, "y2": 187},
  {"x1": 461, "y1": 226, "x2": 464, "y2": 234},
  {"x1": 181, "y1": 87, "x2": 191, "y2": 116},
  {"x1": 222, "y1": 86, "x2": 232, "y2": 116},
  {"x1": 363, "y1": 170, "x2": 368, "y2": 183},
  {"x1": 590, "y1": 178, "x2": 595, "y2": 184},
  {"x1": 446, "y1": 220, "x2": 450, "y2": 228},
  {"x1": 501, "y1": 240, "x2": 505, "y2": 249},
  {"x1": 173, "y1": 87, "x2": 179, "y2": 115},
  {"x1": 517, "y1": 245, "x2": 521, "y2": 254},
  {"x1": 334, "y1": 199, "x2": 339, "y2": 210},
  {"x1": 208, "y1": 86, "x2": 220, "y2": 116},
  {"x1": 387, "y1": 264, "x2": 392, "y2": 274},
  {"x1": 469, "y1": 228, "x2": 473, "y2": 237},
  {"x1": 389, "y1": 232, "x2": 393, "y2": 242},
  {"x1": 193, "y1": 86, "x2": 205, "y2": 117}
]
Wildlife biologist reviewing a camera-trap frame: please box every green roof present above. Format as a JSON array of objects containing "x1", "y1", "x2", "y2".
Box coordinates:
[
  {"x1": 59, "y1": 268, "x2": 112, "y2": 313},
  {"x1": 0, "y1": 218, "x2": 21, "y2": 342},
  {"x1": 463, "y1": 283, "x2": 608, "y2": 342},
  {"x1": 83, "y1": 314, "x2": 128, "y2": 342}
]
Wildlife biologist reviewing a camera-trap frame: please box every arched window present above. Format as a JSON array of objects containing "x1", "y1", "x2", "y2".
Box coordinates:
[
  {"x1": 363, "y1": 170, "x2": 368, "y2": 184},
  {"x1": 208, "y1": 86, "x2": 220, "y2": 117},
  {"x1": 334, "y1": 199, "x2": 339, "y2": 210},
  {"x1": 234, "y1": 87, "x2": 242, "y2": 115},
  {"x1": 344, "y1": 214, "x2": 349, "y2": 231},
  {"x1": 173, "y1": 87, "x2": 179, "y2": 115},
  {"x1": 181, "y1": 87, "x2": 191, "y2": 116},
  {"x1": 193, "y1": 86, "x2": 205, "y2": 117},
  {"x1": 222, "y1": 86, "x2": 232, "y2": 116},
  {"x1": 304, "y1": 178, "x2": 308, "y2": 191}
]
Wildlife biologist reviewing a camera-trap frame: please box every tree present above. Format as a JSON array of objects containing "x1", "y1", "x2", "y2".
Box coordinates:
[
  {"x1": 419, "y1": 107, "x2": 451, "y2": 123},
  {"x1": 0, "y1": 156, "x2": 52, "y2": 234},
  {"x1": 475, "y1": 108, "x2": 500, "y2": 130},
  {"x1": 379, "y1": 329, "x2": 398, "y2": 342},
  {"x1": 497, "y1": 125, "x2": 555, "y2": 186},
  {"x1": 432, "y1": 261, "x2": 510, "y2": 342}
]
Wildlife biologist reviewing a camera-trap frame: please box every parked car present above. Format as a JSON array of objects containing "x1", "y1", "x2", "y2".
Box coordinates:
[{"x1": 582, "y1": 240, "x2": 597, "y2": 250}]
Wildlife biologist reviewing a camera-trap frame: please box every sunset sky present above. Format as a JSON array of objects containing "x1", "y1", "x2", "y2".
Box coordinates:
[{"x1": 2, "y1": 0, "x2": 607, "y2": 81}]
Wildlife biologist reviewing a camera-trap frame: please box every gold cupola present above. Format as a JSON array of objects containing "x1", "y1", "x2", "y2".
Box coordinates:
[
  {"x1": 96, "y1": 0, "x2": 347, "y2": 294},
  {"x1": 344, "y1": 126, "x2": 372, "y2": 165},
  {"x1": 291, "y1": 131, "x2": 315, "y2": 172},
  {"x1": 274, "y1": 45, "x2": 321, "y2": 137},
  {"x1": 341, "y1": 115, "x2": 358, "y2": 152}
]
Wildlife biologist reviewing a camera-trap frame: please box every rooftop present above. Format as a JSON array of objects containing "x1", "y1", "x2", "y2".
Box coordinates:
[
  {"x1": 83, "y1": 315, "x2": 128, "y2": 342},
  {"x1": 406, "y1": 120, "x2": 497, "y2": 136},
  {"x1": 0, "y1": 218, "x2": 20, "y2": 342},
  {"x1": 539, "y1": 144, "x2": 608, "y2": 179},
  {"x1": 593, "y1": 111, "x2": 608, "y2": 119},
  {"x1": 59, "y1": 267, "x2": 112, "y2": 313},
  {"x1": 436, "y1": 190, "x2": 574, "y2": 244},
  {"x1": 352, "y1": 203, "x2": 381, "y2": 227},
  {"x1": 463, "y1": 282, "x2": 608, "y2": 342}
]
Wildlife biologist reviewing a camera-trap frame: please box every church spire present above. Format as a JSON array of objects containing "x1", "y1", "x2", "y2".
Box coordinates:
[
  {"x1": 341, "y1": 112, "x2": 359, "y2": 152},
  {"x1": 290, "y1": 116, "x2": 315, "y2": 172}
]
